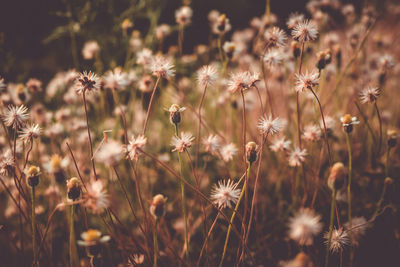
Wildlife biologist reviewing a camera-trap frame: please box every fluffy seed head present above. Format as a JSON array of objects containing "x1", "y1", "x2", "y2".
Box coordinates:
[
  {"x1": 359, "y1": 86, "x2": 381, "y2": 104},
  {"x1": 210, "y1": 179, "x2": 241, "y2": 209},
  {"x1": 288, "y1": 147, "x2": 307, "y2": 167},
  {"x1": 150, "y1": 56, "x2": 175, "y2": 78},
  {"x1": 295, "y1": 70, "x2": 319, "y2": 92},
  {"x1": 3, "y1": 105, "x2": 29, "y2": 129},
  {"x1": 292, "y1": 20, "x2": 318, "y2": 42},
  {"x1": 124, "y1": 135, "x2": 147, "y2": 161},
  {"x1": 324, "y1": 227, "x2": 349, "y2": 253},
  {"x1": 258, "y1": 115, "x2": 284, "y2": 136},
  {"x1": 171, "y1": 132, "x2": 194, "y2": 153},
  {"x1": 75, "y1": 71, "x2": 100, "y2": 94},
  {"x1": 197, "y1": 65, "x2": 218, "y2": 86},
  {"x1": 288, "y1": 208, "x2": 323, "y2": 246}
]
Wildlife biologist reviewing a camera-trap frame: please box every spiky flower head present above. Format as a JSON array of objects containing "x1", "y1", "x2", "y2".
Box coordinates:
[
  {"x1": 75, "y1": 71, "x2": 100, "y2": 94},
  {"x1": 295, "y1": 70, "x2": 319, "y2": 92},
  {"x1": 103, "y1": 68, "x2": 129, "y2": 91},
  {"x1": 210, "y1": 179, "x2": 241, "y2": 209},
  {"x1": 150, "y1": 56, "x2": 175, "y2": 78},
  {"x1": 292, "y1": 20, "x2": 318, "y2": 42},
  {"x1": 288, "y1": 208, "x2": 323, "y2": 246},
  {"x1": 95, "y1": 139, "x2": 123, "y2": 166},
  {"x1": 84, "y1": 180, "x2": 110, "y2": 214},
  {"x1": 302, "y1": 124, "x2": 321, "y2": 142},
  {"x1": 124, "y1": 135, "x2": 147, "y2": 161},
  {"x1": 258, "y1": 115, "x2": 284, "y2": 136},
  {"x1": 203, "y1": 134, "x2": 220, "y2": 155},
  {"x1": 227, "y1": 71, "x2": 259, "y2": 93},
  {"x1": 2, "y1": 105, "x2": 29, "y2": 129},
  {"x1": 288, "y1": 147, "x2": 307, "y2": 167},
  {"x1": 270, "y1": 137, "x2": 291, "y2": 152},
  {"x1": 324, "y1": 227, "x2": 349, "y2": 253},
  {"x1": 220, "y1": 143, "x2": 238, "y2": 162},
  {"x1": 171, "y1": 132, "x2": 194, "y2": 153},
  {"x1": 197, "y1": 65, "x2": 218, "y2": 86},
  {"x1": 344, "y1": 217, "x2": 368, "y2": 247},
  {"x1": 359, "y1": 86, "x2": 381, "y2": 104},
  {"x1": 264, "y1": 27, "x2": 287, "y2": 48},
  {"x1": 19, "y1": 123, "x2": 41, "y2": 142}
]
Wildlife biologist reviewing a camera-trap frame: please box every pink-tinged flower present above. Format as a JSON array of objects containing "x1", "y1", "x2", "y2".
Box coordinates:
[
  {"x1": 82, "y1": 41, "x2": 100, "y2": 60},
  {"x1": 150, "y1": 56, "x2": 175, "y2": 78},
  {"x1": 197, "y1": 65, "x2": 218, "y2": 87},
  {"x1": 155, "y1": 24, "x2": 171, "y2": 40},
  {"x1": 295, "y1": 70, "x2": 319, "y2": 92},
  {"x1": 19, "y1": 123, "x2": 41, "y2": 142},
  {"x1": 263, "y1": 48, "x2": 284, "y2": 67},
  {"x1": 270, "y1": 137, "x2": 291, "y2": 152},
  {"x1": 203, "y1": 134, "x2": 220, "y2": 155},
  {"x1": 136, "y1": 48, "x2": 153, "y2": 66},
  {"x1": 175, "y1": 6, "x2": 193, "y2": 25},
  {"x1": 359, "y1": 86, "x2": 380, "y2": 104},
  {"x1": 2, "y1": 105, "x2": 29, "y2": 129},
  {"x1": 220, "y1": 143, "x2": 238, "y2": 162},
  {"x1": 288, "y1": 208, "x2": 323, "y2": 246},
  {"x1": 227, "y1": 71, "x2": 259, "y2": 93},
  {"x1": 171, "y1": 132, "x2": 194, "y2": 153},
  {"x1": 257, "y1": 115, "x2": 284, "y2": 135},
  {"x1": 103, "y1": 68, "x2": 129, "y2": 91},
  {"x1": 292, "y1": 20, "x2": 318, "y2": 42},
  {"x1": 288, "y1": 147, "x2": 307, "y2": 167},
  {"x1": 124, "y1": 135, "x2": 147, "y2": 161},
  {"x1": 75, "y1": 71, "x2": 100, "y2": 94},
  {"x1": 264, "y1": 27, "x2": 287, "y2": 48},
  {"x1": 84, "y1": 180, "x2": 110, "y2": 214},
  {"x1": 210, "y1": 179, "x2": 241, "y2": 209},
  {"x1": 324, "y1": 227, "x2": 350, "y2": 253},
  {"x1": 302, "y1": 124, "x2": 321, "y2": 142}
]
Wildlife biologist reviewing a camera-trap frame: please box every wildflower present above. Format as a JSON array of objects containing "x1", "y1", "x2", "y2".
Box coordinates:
[
  {"x1": 75, "y1": 71, "x2": 100, "y2": 94},
  {"x1": 245, "y1": 141, "x2": 258, "y2": 163},
  {"x1": 210, "y1": 179, "x2": 241, "y2": 209},
  {"x1": 25, "y1": 165, "x2": 41, "y2": 187},
  {"x1": 327, "y1": 162, "x2": 346, "y2": 191},
  {"x1": 197, "y1": 65, "x2": 218, "y2": 87},
  {"x1": 316, "y1": 49, "x2": 332, "y2": 71},
  {"x1": 84, "y1": 180, "x2": 110, "y2": 214},
  {"x1": 77, "y1": 229, "x2": 110, "y2": 247},
  {"x1": 223, "y1": 41, "x2": 236, "y2": 59},
  {"x1": 67, "y1": 177, "x2": 81, "y2": 200},
  {"x1": 203, "y1": 134, "x2": 220, "y2": 155},
  {"x1": 288, "y1": 147, "x2": 307, "y2": 167},
  {"x1": 171, "y1": 132, "x2": 194, "y2": 153},
  {"x1": 220, "y1": 143, "x2": 238, "y2": 162},
  {"x1": 387, "y1": 129, "x2": 397, "y2": 147},
  {"x1": 150, "y1": 56, "x2": 175, "y2": 78},
  {"x1": 270, "y1": 137, "x2": 291, "y2": 152},
  {"x1": 175, "y1": 6, "x2": 193, "y2": 26},
  {"x1": 168, "y1": 104, "x2": 186, "y2": 125},
  {"x1": 324, "y1": 227, "x2": 349, "y2": 253},
  {"x1": 150, "y1": 194, "x2": 167, "y2": 219},
  {"x1": 359, "y1": 86, "x2": 381, "y2": 104},
  {"x1": 227, "y1": 71, "x2": 259, "y2": 93},
  {"x1": 320, "y1": 116, "x2": 336, "y2": 134},
  {"x1": 295, "y1": 70, "x2": 319, "y2": 92},
  {"x1": 212, "y1": 14, "x2": 231, "y2": 34},
  {"x1": 286, "y1": 13, "x2": 305, "y2": 29},
  {"x1": 26, "y1": 78, "x2": 43, "y2": 92},
  {"x1": 155, "y1": 24, "x2": 171, "y2": 40},
  {"x1": 138, "y1": 75, "x2": 154, "y2": 93},
  {"x1": 263, "y1": 48, "x2": 284, "y2": 67},
  {"x1": 264, "y1": 27, "x2": 287, "y2": 48},
  {"x1": 378, "y1": 54, "x2": 395, "y2": 72},
  {"x1": 2, "y1": 105, "x2": 29, "y2": 129},
  {"x1": 288, "y1": 208, "x2": 323, "y2": 246},
  {"x1": 124, "y1": 135, "x2": 147, "y2": 161},
  {"x1": 136, "y1": 48, "x2": 153, "y2": 66},
  {"x1": 340, "y1": 114, "x2": 359, "y2": 133},
  {"x1": 103, "y1": 68, "x2": 129, "y2": 91},
  {"x1": 258, "y1": 115, "x2": 284, "y2": 135},
  {"x1": 19, "y1": 124, "x2": 41, "y2": 142},
  {"x1": 95, "y1": 139, "x2": 123, "y2": 166},
  {"x1": 292, "y1": 20, "x2": 318, "y2": 42},
  {"x1": 344, "y1": 217, "x2": 368, "y2": 246},
  {"x1": 302, "y1": 124, "x2": 321, "y2": 142},
  {"x1": 82, "y1": 41, "x2": 100, "y2": 60},
  {"x1": 0, "y1": 155, "x2": 15, "y2": 176}
]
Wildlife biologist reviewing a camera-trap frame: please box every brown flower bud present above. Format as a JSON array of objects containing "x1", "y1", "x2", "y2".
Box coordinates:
[
  {"x1": 26, "y1": 165, "x2": 40, "y2": 187},
  {"x1": 387, "y1": 130, "x2": 397, "y2": 148},
  {"x1": 328, "y1": 162, "x2": 346, "y2": 191},
  {"x1": 67, "y1": 177, "x2": 81, "y2": 200},
  {"x1": 150, "y1": 194, "x2": 167, "y2": 219},
  {"x1": 245, "y1": 141, "x2": 258, "y2": 164}
]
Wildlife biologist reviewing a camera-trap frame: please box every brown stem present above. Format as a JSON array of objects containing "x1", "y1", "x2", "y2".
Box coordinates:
[
  {"x1": 375, "y1": 101, "x2": 382, "y2": 156},
  {"x1": 142, "y1": 76, "x2": 161, "y2": 135},
  {"x1": 196, "y1": 211, "x2": 220, "y2": 267},
  {"x1": 196, "y1": 84, "x2": 208, "y2": 171},
  {"x1": 82, "y1": 90, "x2": 98, "y2": 180},
  {"x1": 23, "y1": 140, "x2": 34, "y2": 169}
]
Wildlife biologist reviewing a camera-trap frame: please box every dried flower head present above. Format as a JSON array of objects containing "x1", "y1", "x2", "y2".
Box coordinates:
[
  {"x1": 168, "y1": 104, "x2": 186, "y2": 125},
  {"x1": 26, "y1": 165, "x2": 41, "y2": 187},
  {"x1": 211, "y1": 179, "x2": 241, "y2": 209},
  {"x1": 220, "y1": 143, "x2": 238, "y2": 162},
  {"x1": 0, "y1": 155, "x2": 15, "y2": 176},
  {"x1": 203, "y1": 134, "x2": 220, "y2": 155},
  {"x1": 150, "y1": 56, "x2": 175, "y2": 78},
  {"x1": 340, "y1": 114, "x2": 359, "y2": 133},
  {"x1": 295, "y1": 70, "x2": 319, "y2": 92},
  {"x1": 288, "y1": 208, "x2": 323, "y2": 246},
  {"x1": 95, "y1": 139, "x2": 123, "y2": 166},
  {"x1": 227, "y1": 71, "x2": 259, "y2": 93},
  {"x1": 150, "y1": 194, "x2": 167, "y2": 219},
  {"x1": 359, "y1": 86, "x2": 381, "y2": 104},
  {"x1": 324, "y1": 227, "x2": 349, "y2": 253},
  {"x1": 270, "y1": 137, "x2": 291, "y2": 152},
  {"x1": 171, "y1": 132, "x2": 194, "y2": 153},
  {"x1": 19, "y1": 123, "x2": 41, "y2": 142},
  {"x1": 84, "y1": 180, "x2": 110, "y2": 214},
  {"x1": 124, "y1": 135, "x2": 147, "y2": 161},
  {"x1": 302, "y1": 124, "x2": 321, "y2": 142},
  {"x1": 75, "y1": 71, "x2": 100, "y2": 94},
  {"x1": 197, "y1": 65, "x2": 218, "y2": 87},
  {"x1": 263, "y1": 48, "x2": 284, "y2": 67},
  {"x1": 3, "y1": 105, "x2": 29, "y2": 129},
  {"x1": 287, "y1": 13, "x2": 305, "y2": 29},
  {"x1": 288, "y1": 147, "x2": 307, "y2": 167},
  {"x1": 264, "y1": 27, "x2": 287, "y2": 48},
  {"x1": 344, "y1": 217, "x2": 368, "y2": 246},
  {"x1": 246, "y1": 141, "x2": 258, "y2": 163},
  {"x1": 258, "y1": 115, "x2": 284, "y2": 135},
  {"x1": 67, "y1": 177, "x2": 81, "y2": 200},
  {"x1": 175, "y1": 6, "x2": 193, "y2": 25},
  {"x1": 103, "y1": 68, "x2": 129, "y2": 91},
  {"x1": 82, "y1": 41, "x2": 100, "y2": 60},
  {"x1": 328, "y1": 162, "x2": 346, "y2": 191},
  {"x1": 292, "y1": 20, "x2": 318, "y2": 42},
  {"x1": 77, "y1": 229, "x2": 110, "y2": 247}
]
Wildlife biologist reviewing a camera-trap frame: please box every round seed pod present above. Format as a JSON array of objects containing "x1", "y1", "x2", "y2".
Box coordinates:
[
  {"x1": 246, "y1": 141, "x2": 258, "y2": 164},
  {"x1": 150, "y1": 194, "x2": 167, "y2": 219},
  {"x1": 328, "y1": 162, "x2": 346, "y2": 191},
  {"x1": 67, "y1": 177, "x2": 81, "y2": 200}
]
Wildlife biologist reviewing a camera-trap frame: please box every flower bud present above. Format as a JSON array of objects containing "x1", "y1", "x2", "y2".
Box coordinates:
[
  {"x1": 26, "y1": 165, "x2": 40, "y2": 187},
  {"x1": 168, "y1": 104, "x2": 185, "y2": 125},
  {"x1": 328, "y1": 162, "x2": 346, "y2": 191},
  {"x1": 67, "y1": 177, "x2": 81, "y2": 200},
  {"x1": 245, "y1": 141, "x2": 258, "y2": 164},
  {"x1": 387, "y1": 130, "x2": 397, "y2": 148},
  {"x1": 150, "y1": 194, "x2": 167, "y2": 219},
  {"x1": 217, "y1": 14, "x2": 227, "y2": 32},
  {"x1": 384, "y1": 177, "x2": 393, "y2": 186}
]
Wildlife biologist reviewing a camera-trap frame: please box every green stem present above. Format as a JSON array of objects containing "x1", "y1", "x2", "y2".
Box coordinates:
[
  {"x1": 153, "y1": 219, "x2": 159, "y2": 267},
  {"x1": 219, "y1": 162, "x2": 251, "y2": 267},
  {"x1": 346, "y1": 133, "x2": 354, "y2": 266},
  {"x1": 175, "y1": 123, "x2": 189, "y2": 259},
  {"x1": 31, "y1": 186, "x2": 37, "y2": 266},
  {"x1": 69, "y1": 204, "x2": 79, "y2": 267},
  {"x1": 374, "y1": 101, "x2": 382, "y2": 156},
  {"x1": 325, "y1": 189, "x2": 337, "y2": 267}
]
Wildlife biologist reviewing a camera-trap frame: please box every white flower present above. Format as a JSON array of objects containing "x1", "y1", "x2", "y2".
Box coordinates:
[
  {"x1": 155, "y1": 24, "x2": 171, "y2": 40},
  {"x1": 344, "y1": 216, "x2": 368, "y2": 246},
  {"x1": 75, "y1": 71, "x2": 100, "y2": 94},
  {"x1": 3, "y1": 105, "x2": 29, "y2": 129},
  {"x1": 340, "y1": 114, "x2": 360, "y2": 127},
  {"x1": 210, "y1": 179, "x2": 241, "y2": 209},
  {"x1": 263, "y1": 48, "x2": 284, "y2": 67},
  {"x1": 84, "y1": 180, "x2": 110, "y2": 214},
  {"x1": 324, "y1": 227, "x2": 350, "y2": 253},
  {"x1": 197, "y1": 65, "x2": 218, "y2": 86},
  {"x1": 136, "y1": 48, "x2": 153, "y2": 66},
  {"x1": 124, "y1": 135, "x2": 147, "y2": 161},
  {"x1": 103, "y1": 68, "x2": 129, "y2": 91},
  {"x1": 264, "y1": 27, "x2": 287, "y2": 48},
  {"x1": 291, "y1": 20, "x2": 318, "y2": 42},
  {"x1": 171, "y1": 132, "x2": 194, "y2": 153},
  {"x1": 95, "y1": 140, "x2": 123, "y2": 166},
  {"x1": 227, "y1": 71, "x2": 259, "y2": 93},
  {"x1": 286, "y1": 13, "x2": 305, "y2": 29},
  {"x1": 257, "y1": 115, "x2": 284, "y2": 135},
  {"x1": 270, "y1": 137, "x2": 291, "y2": 152},
  {"x1": 288, "y1": 147, "x2": 307, "y2": 167},
  {"x1": 150, "y1": 56, "x2": 175, "y2": 78},
  {"x1": 82, "y1": 41, "x2": 100, "y2": 60},
  {"x1": 175, "y1": 6, "x2": 193, "y2": 25},
  {"x1": 302, "y1": 124, "x2": 321, "y2": 142},
  {"x1": 220, "y1": 143, "x2": 238, "y2": 162},
  {"x1": 359, "y1": 86, "x2": 380, "y2": 104},
  {"x1": 295, "y1": 70, "x2": 319, "y2": 92},
  {"x1": 19, "y1": 124, "x2": 41, "y2": 142},
  {"x1": 288, "y1": 208, "x2": 323, "y2": 246},
  {"x1": 203, "y1": 134, "x2": 220, "y2": 155}
]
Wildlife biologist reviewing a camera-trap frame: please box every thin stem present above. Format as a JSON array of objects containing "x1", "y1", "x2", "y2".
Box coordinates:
[
  {"x1": 178, "y1": 25, "x2": 183, "y2": 56},
  {"x1": 325, "y1": 188, "x2": 337, "y2": 267},
  {"x1": 346, "y1": 133, "x2": 354, "y2": 266},
  {"x1": 196, "y1": 84, "x2": 208, "y2": 170},
  {"x1": 296, "y1": 42, "x2": 305, "y2": 148},
  {"x1": 385, "y1": 146, "x2": 391, "y2": 177},
  {"x1": 153, "y1": 219, "x2": 159, "y2": 267},
  {"x1": 240, "y1": 89, "x2": 247, "y2": 164},
  {"x1": 175, "y1": 123, "x2": 189, "y2": 259},
  {"x1": 69, "y1": 204, "x2": 79, "y2": 267},
  {"x1": 31, "y1": 186, "x2": 37, "y2": 266},
  {"x1": 24, "y1": 140, "x2": 34, "y2": 169},
  {"x1": 142, "y1": 76, "x2": 161, "y2": 135},
  {"x1": 374, "y1": 101, "x2": 382, "y2": 156},
  {"x1": 309, "y1": 87, "x2": 332, "y2": 165},
  {"x1": 197, "y1": 212, "x2": 220, "y2": 267},
  {"x1": 82, "y1": 90, "x2": 98, "y2": 180},
  {"x1": 219, "y1": 162, "x2": 251, "y2": 267}
]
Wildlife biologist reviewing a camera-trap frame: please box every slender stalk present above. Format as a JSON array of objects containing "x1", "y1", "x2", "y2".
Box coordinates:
[
  {"x1": 24, "y1": 140, "x2": 34, "y2": 169},
  {"x1": 196, "y1": 84, "x2": 208, "y2": 170},
  {"x1": 31, "y1": 186, "x2": 37, "y2": 266},
  {"x1": 69, "y1": 204, "x2": 79, "y2": 267},
  {"x1": 309, "y1": 87, "x2": 332, "y2": 165},
  {"x1": 217, "y1": 34, "x2": 224, "y2": 62},
  {"x1": 325, "y1": 188, "x2": 337, "y2": 267},
  {"x1": 178, "y1": 25, "x2": 183, "y2": 56},
  {"x1": 240, "y1": 89, "x2": 247, "y2": 164},
  {"x1": 197, "y1": 212, "x2": 220, "y2": 267},
  {"x1": 153, "y1": 219, "x2": 159, "y2": 267},
  {"x1": 142, "y1": 76, "x2": 161, "y2": 135},
  {"x1": 385, "y1": 146, "x2": 391, "y2": 177},
  {"x1": 174, "y1": 123, "x2": 189, "y2": 259},
  {"x1": 345, "y1": 133, "x2": 354, "y2": 266},
  {"x1": 219, "y1": 162, "x2": 251, "y2": 267},
  {"x1": 82, "y1": 90, "x2": 98, "y2": 180},
  {"x1": 296, "y1": 42, "x2": 305, "y2": 148},
  {"x1": 374, "y1": 101, "x2": 382, "y2": 155}
]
